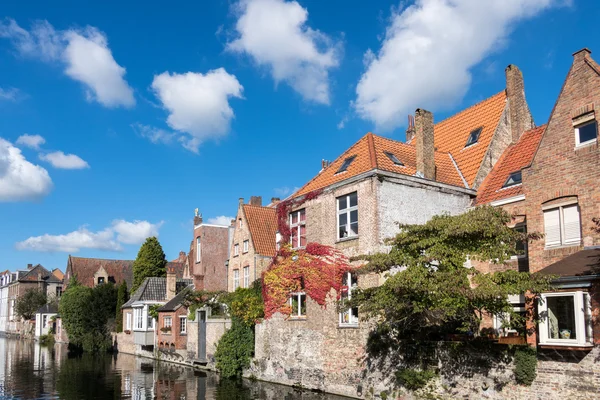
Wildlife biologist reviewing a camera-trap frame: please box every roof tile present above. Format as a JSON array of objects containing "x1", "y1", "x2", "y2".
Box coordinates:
[{"x1": 243, "y1": 204, "x2": 278, "y2": 257}]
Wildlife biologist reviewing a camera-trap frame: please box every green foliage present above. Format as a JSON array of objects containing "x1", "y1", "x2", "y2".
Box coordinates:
[
  {"x1": 222, "y1": 280, "x2": 264, "y2": 325},
  {"x1": 39, "y1": 333, "x2": 55, "y2": 347},
  {"x1": 148, "y1": 304, "x2": 161, "y2": 320},
  {"x1": 396, "y1": 368, "x2": 437, "y2": 391},
  {"x1": 59, "y1": 282, "x2": 117, "y2": 353},
  {"x1": 215, "y1": 319, "x2": 255, "y2": 378},
  {"x1": 132, "y1": 237, "x2": 167, "y2": 291},
  {"x1": 350, "y1": 206, "x2": 553, "y2": 341},
  {"x1": 514, "y1": 346, "x2": 537, "y2": 385},
  {"x1": 115, "y1": 281, "x2": 128, "y2": 332},
  {"x1": 15, "y1": 289, "x2": 47, "y2": 320}
]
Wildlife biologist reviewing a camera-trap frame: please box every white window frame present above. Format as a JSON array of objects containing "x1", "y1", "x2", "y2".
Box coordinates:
[
  {"x1": 511, "y1": 223, "x2": 528, "y2": 259},
  {"x1": 543, "y1": 203, "x2": 581, "y2": 248},
  {"x1": 179, "y1": 316, "x2": 187, "y2": 334},
  {"x1": 243, "y1": 266, "x2": 250, "y2": 288},
  {"x1": 339, "y1": 271, "x2": 359, "y2": 326},
  {"x1": 196, "y1": 237, "x2": 201, "y2": 263},
  {"x1": 289, "y1": 292, "x2": 306, "y2": 318},
  {"x1": 126, "y1": 312, "x2": 132, "y2": 331},
  {"x1": 538, "y1": 291, "x2": 593, "y2": 347},
  {"x1": 337, "y1": 192, "x2": 358, "y2": 240},
  {"x1": 234, "y1": 243, "x2": 239, "y2": 256},
  {"x1": 574, "y1": 119, "x2": 597, "y2": 147},
  {"x1": 243, "y1": 240, "x2": 249, "y2": 253},
  {"x1": 289, "y1": 209, "x2": 306, "y2": 249},
  {"x1": 164, "y1": 316, "x2": 172, "y2": 329},
  {"x1": 233, "y1": 269, "x2": 240, "y2": 290},
  {"x1": 133, "y1": 307, "x2": 143, "y2": 331}
]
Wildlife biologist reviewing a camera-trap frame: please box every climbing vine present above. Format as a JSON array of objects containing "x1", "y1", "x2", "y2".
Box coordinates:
[
  {"x1": 262, "y1": 243, "x2": 353, "y2": 319},
  {"x1": 276, "y1": 189, "x2": 322, "y2": 243}
]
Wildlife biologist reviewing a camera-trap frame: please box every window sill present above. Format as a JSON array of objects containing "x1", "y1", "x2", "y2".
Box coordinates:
[
  {"x1": 574, "y1": 139, "x2": 597, "y2": 150},
  {"x1": 544, "y1": 243, "x2": 581, "y2": 251},
  {"x1": 338, "y1": 324, "x2": 359, "y2": 329},
  {"x1": 461, "y1": 142, "x2": 479, "y2": 151},
  {"x1": 336, "y1": 236, "x2": 359, "y2": 244},
  {"x1": 538, "y1": 343, "x2": 593, "y2": 350},
  {"x1": 288, "y1": 316, "x2": 307, "y2": 321}
]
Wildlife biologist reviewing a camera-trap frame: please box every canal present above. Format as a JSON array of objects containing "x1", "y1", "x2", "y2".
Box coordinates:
[{"x1": 0, "y1": 338, "x2": 349, "y2": 399}]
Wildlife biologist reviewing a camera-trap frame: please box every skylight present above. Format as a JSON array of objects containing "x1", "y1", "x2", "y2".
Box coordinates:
[
  {"x1": 336, "y1": 155, "x2": 356, "y2": 174},
  {"x1": 384, "y1": 151, "x2": 403, "y2": 166},
  {"x1": 503, "y1": 171, "x2": 522, "y2": 188},
  {"x1": 465, "y1": 128, "x2": 482, "y2": 147}
]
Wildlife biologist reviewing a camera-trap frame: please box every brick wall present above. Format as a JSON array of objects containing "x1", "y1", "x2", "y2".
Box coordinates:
[
  {"x1": 190, "y1": 224, "x2": 230, "y2": 292},
  {"x1": 157, "y1": 307, "x2": 188, "y2": 350}
]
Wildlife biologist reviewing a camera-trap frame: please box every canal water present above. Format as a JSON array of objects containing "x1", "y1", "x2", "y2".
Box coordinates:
[{"x1": 0, "y1": 338, "x2": 349, "y2": 400}]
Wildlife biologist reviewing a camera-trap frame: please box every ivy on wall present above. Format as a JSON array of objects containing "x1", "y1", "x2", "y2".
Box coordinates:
[{"x1": 275, "y1": 189, "x2": 323, "y2": 243}]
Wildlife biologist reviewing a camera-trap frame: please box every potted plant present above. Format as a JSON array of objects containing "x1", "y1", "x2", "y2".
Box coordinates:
[{"x1": 160, "y1": 326, "x2": 172, "y2": 333}]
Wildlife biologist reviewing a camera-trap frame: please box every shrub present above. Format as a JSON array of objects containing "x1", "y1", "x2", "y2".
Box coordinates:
[
  {"x1": 214, "y1": 319, "x2": 254, "y2": 378},
  {"x1": 15, "y1": 289, "x2": 47, "y2": 320},
  {"x1": 514, "y1": 346, "x2": 537, "y2": 385},
  {"x1": 39, "y1": 334, "x2": 55, "y2": 347},
  {"x1": 396, "y1": 368, "x2": 437, "y2": 391}
]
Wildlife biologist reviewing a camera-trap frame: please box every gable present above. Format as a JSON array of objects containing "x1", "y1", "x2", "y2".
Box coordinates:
[
  {"x1": 67, "y1": 256, "x2": 134, "y2": 288},
  {"x1": 243, "y1": 204, "x2": 278, "y2": 257}
]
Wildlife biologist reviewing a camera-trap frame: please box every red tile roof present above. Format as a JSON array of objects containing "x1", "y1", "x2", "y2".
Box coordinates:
[
  {"x1": 243, "y1": 204, "x2": 278, "y2": 257},
  {"x1": 295, "y1": 133, "x2": 466, "y2": 196},
  {"x1": 66, "y1": 256, "x2": 134, "y2": 289},
  {"x1": 475, "y1": 125, "x2": 546, "y2": 205}
]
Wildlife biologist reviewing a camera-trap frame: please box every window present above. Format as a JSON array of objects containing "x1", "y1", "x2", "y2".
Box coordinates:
[
  {"x1": 538, "y1": 291, "x2": 593, "y2": 347},
  {"x1": 196, "y1": 237, "x2": 201, "y2": 263},
  {"x1": 233, "y1": 269, "x2": 240, "y2": 290},
  {"x1": 126, "y1": 313, "x2": 132, "y2": 331},
  {"x1": 243, "y1": 266, "x2": 250, "y2": 288},
  {"x1": 164, "y1": 316, "x2": 172, "y2": 329},
  {"x1": 42, "y1": 315, "x2": 48, "y2": 328},
  {"x1": 234, "y1": 243, "x2": 239, "y2": 256},
  {"x1": 238, "y1": 218, "x2": 242, "y2": 228},
  {"x1": 543, "y1": 203, "x2": 581, "y2": 248},
  {"x1": 503, "y1": 171, "x2": 522, "y2": 188},
  {"x1": 147, "y1": 312, "x2": 154, "y2": 330},
  {"x1": 289, "y1": 292, "x2": 306, "y2": 318},
  {"x1": 465, "y1": 128, "x2": 482, "y2": 147},
  {"x1": 340, "y1": 272, "x2": 359, "y2": 326},
  {"x1": 513, "y1": 223, "x2": 528, "y2": 258},
  {"x1": 493, "y1": 294, "x2": 526, "y2": 336},
  {"x1": 134, "y1": 308, "x2": 143, "y2": 330},
  {"x1": 575, "y1": 120, "x2": 597, "y2": 147},
  {"x1": 179, "y1": 317, "x2": 187, "y2": 334},
  {"x1": 97, "y1": 277, "x2": 105, "y2": 285},
  {"x1": 337, "y1": 192, "x2": 358, "y2": 239},
  {"x1": 56, "y1": 286, "x2": 62, "y2": 297},
  {"x1": 243, "y1": 240, "x2": 249, "y2": 253},
  {"x1": 289, "y1": 209, "x2": 306, "y2": 248},
  {"x1": 336, "y1": 155, "x2": 356, "y2": 174},
  {"x1": 384, "y1": 151, "x2": 403, "y2": 166}
]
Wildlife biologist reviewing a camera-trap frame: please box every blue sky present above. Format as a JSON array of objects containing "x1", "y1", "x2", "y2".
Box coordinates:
[{"x1": 0, "y1": 0, "x2": 597, "y2": 272}]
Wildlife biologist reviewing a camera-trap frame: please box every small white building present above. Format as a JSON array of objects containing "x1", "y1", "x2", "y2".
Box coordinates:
[{"x1": 34, "y1": 304, "x2": 58, "y2": 338}]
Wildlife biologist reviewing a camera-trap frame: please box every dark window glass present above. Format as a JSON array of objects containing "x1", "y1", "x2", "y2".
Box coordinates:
[
  {"x1": 503, "y1": 171, "x2": 522, "y2": 187},
  {"x1": 384, "y1": 151, "x2": 403, "y2": 166},
  {"x1": 336, "y1": 156, "x2": 356, "y2": 174},
  {"x1": 465, "y1": 128, "x2": 482, "y2": 147},
  {"x1": 349, "y1": 192, "x2": 358, "y2": 207},
  {"x1": 577, "y1": 121, "x2": 597, "y2": 144}
]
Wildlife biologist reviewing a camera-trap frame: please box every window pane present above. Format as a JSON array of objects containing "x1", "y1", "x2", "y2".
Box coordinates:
[
  {"x1": 291, "y1": 228, "x2": 298, "y2": 247},
  {"x1": 339, "y1": 212, "x2": 347, "y2": 227},
  {"x1": 300, "y1": 209, "x2": 306, "y2": 221},
  {"x1": 349, "y1": 192, "x2": 358, "y2": 207},
  {"x1": 300, "y1": 225, "x2": 306, "y2": 247},
  {"x1": 578, "y1": 121, "x2": 597, "y2": 144},
  {"x1": 291, "y1": 212, "x2": 298, "y2": 224},
  {"x1": 300, "y1": 294, "x2": 306, "y2": 316},
  {"x1": 546, "y1": 296, "x2": 576, "y2": 340},
  {"x1": 339, "y1": 225, "x2": 348, "y2": 239},
  {"x1": 350, "y1": 210, "x2": 358, "y2": 223},
  {"x1": 350, "y1": 222, "x2": 358, "y2": 236},
  {"x1": 338, "y1": 196, "x2": 347, "y2": 210}
]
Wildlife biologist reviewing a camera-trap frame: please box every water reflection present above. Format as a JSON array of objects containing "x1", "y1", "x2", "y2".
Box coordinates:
[{"x1": 0, "y1": 338, "x2": 348, "y2": 400}]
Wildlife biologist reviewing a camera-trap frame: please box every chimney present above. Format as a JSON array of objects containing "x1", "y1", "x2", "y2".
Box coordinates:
[
  {"x1": 238, "y1": 198, "x2": 244, "y2": 206},
  {"x1": 505, "y1": 64, "x2": 534, "y2": 143},
  {"x1": 406, "y1": 115, "x2": 416, "y2": 143},
  {"x1": 415, "y1": 108, "x2": 436, "y2": 180},
  {"x1": 193, "y1": 208, "x2": 203, "y2": 226},
  {"x1": 177, "y1": 251, "x2": 186, "y2": 263},
  {"x1": 249, "y1": 196, "x2": 262, "y2": 206},
  {"x1": 321, "y1": 159, "x2": 331, "y2": 170},
  {"x1": 27, "y1": 264, "x2": 33, "y2": 270},
  {"x1": 166, "y1": 265, "x2": 177, "y2": 301},
  {"x1": 573, "y1": 48, "x2": 592, "y2": 62},
  {"x1": 271, "y1": 197, "x2": 281, "y2": 206}
]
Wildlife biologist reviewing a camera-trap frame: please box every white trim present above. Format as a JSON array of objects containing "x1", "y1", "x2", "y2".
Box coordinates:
[
  {"x1": 538, "y1": 291, "x2": 593, "y2": 347},
  {"x1": 574, "y1": 119, "x2": 598, "y2": 148},
  {"x1": 337, "y1": 192, "x2": 358, "y2": 240},
  {"x1": 179, "y1": 316, "x2": 187, "y2": 334},
  {"x1": 447, "y1": 153, "x2": 469, "y2": 188},
  {"x1": 541, "y1": 198, "x2": 578, "y2": 210},
  {"x1": 490, "y1": 194, "x2": 526, "y2": 207},
  {"x1": 289, "y1": 292, "x2": 306, "y2": 318},
  {"x1": 194, "y1": 223, "x2": 230, "y2": 230}
]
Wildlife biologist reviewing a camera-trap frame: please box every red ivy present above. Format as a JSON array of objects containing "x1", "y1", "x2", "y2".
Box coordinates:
[
  {"x1": 262, "y1": 243, "x2": 352, "y2": 319},
  {"x1": 276, "y1": 189, "x2": 323, "y2": 243}
]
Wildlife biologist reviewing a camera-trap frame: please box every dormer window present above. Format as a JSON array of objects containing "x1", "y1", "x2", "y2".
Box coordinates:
[
  {"x1": 336, "y1": 156, "x2": 356, "y2": 174},
  {"x1": 384, "y1": 151, "x2": 403, "y2": 166},
  {"x1": 502, "y1": 171, "x2": 522, "y2": 188},
  {"x1": 575, "y1": 120, "x2": 597, "y2": 147},
  {"x1": 465, "y1": 128, "x2": 482, "y2": 147}
]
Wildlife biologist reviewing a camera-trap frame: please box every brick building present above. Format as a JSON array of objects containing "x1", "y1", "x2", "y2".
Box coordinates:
[
  {"x1": 65, "y1": 256, "x2": 134, "y2": 288},
  {"x1": 227, "y1": 196, "x2": 278, "y2": 292},
  {"x1": 156, "y1": 284, "x2": 192, "y2": 352},
  {"x1": 188, "y1": 210, "x2": 232, "y2": 292}
]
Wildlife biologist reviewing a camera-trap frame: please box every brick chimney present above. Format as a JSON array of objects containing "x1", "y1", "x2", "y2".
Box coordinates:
[
  {"x1": 238, "y1": 198, "x2": 244, "y2": 206},
  {"x1": 166, "y1": 265, "x2": 177, "y2": 301},
  {"x1": 321, "y1": 159, "x2": 331, "y2": 170},
  {"x1": 193, "y1": 208, "x2": 203, "y2": 226},
  {"x1": 249, "y1": 196, "x2": 262, "y2": 206},
  {"x1": 406, "y1": 114, "x2": 416, "y2": 143},
  {"x1": 415, "y1": 108, "x2": 435, "y2": 180},
  {"x1": 271, "y1": 197, "x2": 281, "y2": 206},
  {"x1": 505, "y1": 64, "x2": 534, "y2": 143},
  {"x1": 27, "y1": 264, "x2": 33, "y2": 270}
]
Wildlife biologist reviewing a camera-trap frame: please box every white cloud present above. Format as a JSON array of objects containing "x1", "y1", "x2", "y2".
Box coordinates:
[
  {"x1": 0, "y1": 19, "x2": 135, "y2": 108},
  {"x1": 207, "y1": 216, "x2": 234, "y2": 226},
  {"x1": 131, "y1": 123, "x2": 177, "y2": 145},
  {"x1": 227, "y1": 0, "x2": 341, "y2": 104},
  {"x1": 0, "y1": 87, "x2": 19, "y2": 101},
  {"x1": 39, "y1": 151, "x2": 90, "y2": 169},
  {"x1": 354, "y1": 0, "x2": 559, "y2": 131},
  {"x1": 16, "y1": 134, "x2": 46, "y2": 150},
  {"x1": 15, "y1": 219, "x2": 163, "y2": 252},
  {"x1": 274, "y1": 186, "x2": 299, "y2": 197},
  {"x1": 151, "y1": 69, "x2": 243, "y2": 152},
  {"x1": 111, "y1": 219, "x2": 163, "y2": 245},
  {"x1": 0, "y1": 138, "x2": 53, "y2": 202}
]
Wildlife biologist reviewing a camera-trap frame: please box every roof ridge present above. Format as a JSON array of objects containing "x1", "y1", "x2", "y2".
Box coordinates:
[
  {"x1": 367, "y1": 132, "x2": 378, "y2": 169},
  {"x1": 375, "y1": 133, "x2": 455, "y2": 156},
  {"x1": 435, "y1": 90, "x2": 506, "y2": 127},
  {"x1": 70, "y1": 256, "x2": 133, "y2": 262}
]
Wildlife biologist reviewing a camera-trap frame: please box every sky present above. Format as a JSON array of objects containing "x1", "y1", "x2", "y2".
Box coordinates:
[{"x1": 0, "y1": 0, "x2": 598, "y2": 272}]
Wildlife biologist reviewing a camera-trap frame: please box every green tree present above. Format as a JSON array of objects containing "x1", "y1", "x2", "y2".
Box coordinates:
[
  {"x1": 214, "y1": 318, "x2": 255, "y2": 378},
  {"x1": 132, "y1": 237, "x2": 167, "y2": 291},
  {"x1": 115, "y1": 281, "x2": 128, "y2": 332},
  {"x1": 15, "y1": 289, "x2": 47, "y2": 320},
  {"x1": 349, "y1": 206, "x2": 553, "y2": 341}
]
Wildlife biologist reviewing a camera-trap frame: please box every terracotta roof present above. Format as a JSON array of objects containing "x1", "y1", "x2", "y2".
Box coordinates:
[
  {"x1": 18, "y1": 265, "x2": 60, "y2": 283},
  {"x1": 122, "y1": 277, "x2": 193, "y2": 308},
  {"x1": 66, "y1": 256, "x2": 134, "y2": 289},
  {"x1": 537, "y1": 248, "x2": 600, "y2": 278},
  {"x1": 475, "y1": 125, "x2": 545, "y2": 205},
  {"x1": 166, "y1": 261, "x2": 186, "y2": 279},
  {"x1": 434, "y1": 91, "x2": 507, "y2": 187},
  {"x1": 243, "y1": 204, "x2": 278, "y2": 257},
  {"x1": 294, "y1": 132, "x2": 466, "y2": 196},
  {"x1": 51, "y1": 269, "x2": 64, "y2": 281}
]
